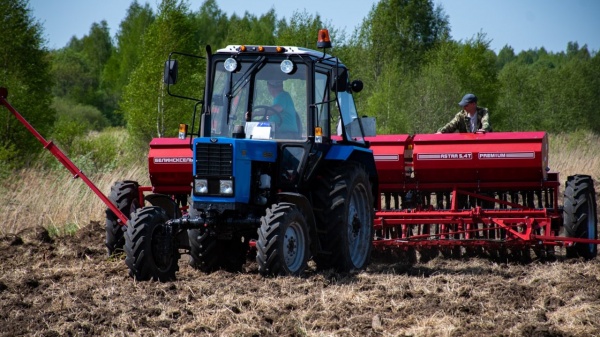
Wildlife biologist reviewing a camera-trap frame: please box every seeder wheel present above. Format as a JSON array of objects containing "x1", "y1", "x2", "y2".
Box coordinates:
[{"x1": 563, "y1": 175, "x2": 598, "y2": 259}]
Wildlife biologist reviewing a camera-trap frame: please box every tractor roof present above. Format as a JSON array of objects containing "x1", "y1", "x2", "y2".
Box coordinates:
[{"x1": 215, "y1": 45, "x2": 344, "y2": 68}]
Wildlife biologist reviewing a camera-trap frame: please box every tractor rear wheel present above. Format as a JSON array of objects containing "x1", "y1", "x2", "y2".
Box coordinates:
[
  {"x1": 563, "y1": 175, "x2": 598, "y2": 259},
  {"x1": 256, "y1": 202, "x2": 309, "y2": 276},
  {"x1": 188, "y1": 204, "x2": 249, "y2": 274},
  {"x1": 314, "y1": 163, "x2": 374, "y2": 272},
  {"x1": 105, "y1": 180, "x2": 140, "y2": 256},
  {"x1": 188, "y1": 228, "x2": 219, "y2": 273},
  {"x1": 188, "y1": 229, "x2": 247, "y2": 273},
  {"x1": 125, "y1": 206, "x2": 179, "y2": 281}
]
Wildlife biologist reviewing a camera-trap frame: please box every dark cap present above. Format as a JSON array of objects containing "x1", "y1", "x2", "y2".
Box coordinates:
[
  {"x1": 267, "y1": 80, "x2": 283, "y2": 87},
  {"x1": 458, "y1": 93, "x2": 477, "y2": 107}
]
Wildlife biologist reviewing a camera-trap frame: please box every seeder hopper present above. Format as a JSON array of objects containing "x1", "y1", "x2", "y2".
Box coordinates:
[{"x1": 370, "y1": 131, "x2": 598, "y2": 260}]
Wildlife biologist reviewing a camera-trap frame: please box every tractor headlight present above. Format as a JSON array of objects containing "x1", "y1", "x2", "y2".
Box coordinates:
[
  {"x1": 224, "y1": 58, "x2": 238, "y2": 72},
  {"x1": 280, "y1": 59, "x2": 295, "y2": 74},
  {"x1": 194, "y1": 179, "x2": 208, "y2": 194},
  {"x1": 219, "y1": 179, "x2": 233, "y2": 195}
]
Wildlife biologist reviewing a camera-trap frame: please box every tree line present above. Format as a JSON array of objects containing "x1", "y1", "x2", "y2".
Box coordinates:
[{"x1": 1, "y1": 0, "x2": 599, "y2": 172}]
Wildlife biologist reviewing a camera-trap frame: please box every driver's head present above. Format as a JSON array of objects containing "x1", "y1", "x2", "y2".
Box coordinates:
[{"x1": 267, "y1": 80, "x2": 283, "y2": 95}]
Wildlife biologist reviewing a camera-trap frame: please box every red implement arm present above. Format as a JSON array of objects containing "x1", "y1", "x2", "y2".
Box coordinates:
[{"x1": 0, "y1": 87, "x2": 129, "y2": 224}]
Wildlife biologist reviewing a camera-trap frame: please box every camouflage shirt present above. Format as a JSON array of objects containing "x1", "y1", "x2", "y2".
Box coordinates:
[{"x1": 437, "y1": 107, "x2": 491, "y2": 133}]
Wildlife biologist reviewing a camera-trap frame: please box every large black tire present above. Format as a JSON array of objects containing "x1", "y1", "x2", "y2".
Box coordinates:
[
  {"x1": 188, "y1": 228, "x2": 219, "y2": 273},
  {"x1": 188, "y1": 229, "x2": 248, "y2": 273},
  {"x1": 256, "y1": 202, "x2": 310, "y2": 276},
  {"x1": 125, "y1": 206, "x2": 179, "y2": 281},
  {"x1": 563, "y1": 175, "x2": 598, "y2": 259},
  {"x1": 188, "y1": 204, "x2": 248, "y2": 273},
  {"x1": 313, "y1": 162, "x2": 374, "y2": 272},
  {"x1": 105, "y1": 180, "x2": 140, "y2": 256}
]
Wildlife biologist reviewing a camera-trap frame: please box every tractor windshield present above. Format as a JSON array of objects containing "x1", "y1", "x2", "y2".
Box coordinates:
[{"x1": 209, "y1": 58, "x2": 307, "y2": 141}]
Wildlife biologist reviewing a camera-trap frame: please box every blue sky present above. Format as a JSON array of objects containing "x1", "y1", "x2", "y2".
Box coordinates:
[{"x1": 29, "y1": 0, "x2": 600, "y2": 54}]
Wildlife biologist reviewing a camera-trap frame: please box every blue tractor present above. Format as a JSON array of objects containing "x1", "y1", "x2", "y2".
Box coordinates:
[{"x1": 124, "y1": 30, "x2": 378, "y2": 280}]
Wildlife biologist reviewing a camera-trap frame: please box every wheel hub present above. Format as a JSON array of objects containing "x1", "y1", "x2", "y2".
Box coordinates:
[
  {"x1": 351, "y1": 214, "x2": 361, "y2": 236},
  {"x1": 284, "y1": 229, "x2": 298, "y2": 263},
  {"x1": 152, "y1": 224, "x2": 174, "y2": 271}
]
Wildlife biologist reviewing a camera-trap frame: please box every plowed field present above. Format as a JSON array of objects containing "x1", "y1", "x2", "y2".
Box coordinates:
[{"x1": 1, "y1": 222, "x2": 600, "y2": 336}]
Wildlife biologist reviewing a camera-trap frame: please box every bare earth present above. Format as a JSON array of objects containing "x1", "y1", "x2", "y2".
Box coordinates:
[{"x1": 1, "y1": 221, "x2": 600, "y2": 337}]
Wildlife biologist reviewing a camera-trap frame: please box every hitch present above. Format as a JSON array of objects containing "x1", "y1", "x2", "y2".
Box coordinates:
[{"x1": 167, "y1": 216, "x2": 205, "y2": 231}]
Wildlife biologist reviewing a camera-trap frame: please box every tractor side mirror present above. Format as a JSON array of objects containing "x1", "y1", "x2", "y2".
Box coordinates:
[
  {"x1": 330, "y1": 67, "x2": 348, "y2": 92},
  {"x1": 351, "y1": 80, "x2": 363, "y2": 93},
  {"x1": 163, "y1": 60, "x2": 178, "y2": 84}
]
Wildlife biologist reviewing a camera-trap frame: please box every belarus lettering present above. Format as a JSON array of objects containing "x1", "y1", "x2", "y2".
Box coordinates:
[{"x1": 154, "y1": 157, "x2": 193, "y2": 164}]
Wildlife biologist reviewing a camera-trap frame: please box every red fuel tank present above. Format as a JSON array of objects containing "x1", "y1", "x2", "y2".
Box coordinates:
[
  {"x1": 411, "y1": 131, "x2": 548, "y2": 184},
  {"x1": 147, "y1": 138, "x2": 193, "y2": 194}
]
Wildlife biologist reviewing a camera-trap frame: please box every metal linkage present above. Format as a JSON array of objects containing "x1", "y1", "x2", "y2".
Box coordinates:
[{"x1": 0, "y1": 87, "x2": 129, "y2": 224}]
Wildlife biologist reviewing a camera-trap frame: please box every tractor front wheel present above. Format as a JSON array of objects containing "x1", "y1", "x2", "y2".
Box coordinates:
[
  {"x1": 256, "y1": 202, "x2": 310, "y2": 276},
  {"x1": 125, "y1": 206, "x2": 179, "y2": 281}
]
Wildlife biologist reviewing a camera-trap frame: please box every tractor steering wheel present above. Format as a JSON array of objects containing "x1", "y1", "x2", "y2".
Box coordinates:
[{"x1": 251, "y1": 105, "x2": 279, "y2": 123}]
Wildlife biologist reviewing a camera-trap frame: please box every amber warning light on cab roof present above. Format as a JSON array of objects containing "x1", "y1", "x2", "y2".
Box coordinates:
[{"x1": 317, "y1": 29, "x2": 331, "y2": 49}]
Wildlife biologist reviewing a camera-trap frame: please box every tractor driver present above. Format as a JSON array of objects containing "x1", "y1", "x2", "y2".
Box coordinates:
[
  {"x1": 266, "y1": 80, "x2": 299, "y2": 136},
  {"x1": 436, "y1": 93, "x2": 492, "y2": 134}
]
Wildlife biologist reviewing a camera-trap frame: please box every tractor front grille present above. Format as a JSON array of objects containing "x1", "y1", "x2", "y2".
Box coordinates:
[{"x1": 195, "y1": 143, "x2": 233, "y2": 176}]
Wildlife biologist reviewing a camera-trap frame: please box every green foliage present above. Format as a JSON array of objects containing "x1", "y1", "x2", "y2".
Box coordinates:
[
  {"x1": 0, "y1": 142, "x2": 18, "y2": 181},
  {"x1": 79, "y1": 21, "x2": 113, "y2": 77},
  {"x1": 402, "y1": 40, "x2": 464, "y2": 133},
  {"x1": 102, "y1": 1, "x2": 155, "y2": 126},
  {"x1": 276, "y1": 11, "x2": 324, "y2": 47},
  {"x1": 72, "y1": 128, "x2": 126, "y2": 172},
  {"x1": 496, "y1": 44, "x2": 600, "y2": 133},
  {"x1": 51, "y1": 48, "x2": 96, "y2": 100},
  {"x1": 452, "y1": 34, "x2": 500, "y2": 113},
  {"x1": 347, "y1": 0, "x2": 451, "y2": 134},
  {"x1": 52, "y1": 20, "x2": 115, "y2": 122},
  {"x1": 353, "y1": 0, "x2": 449, "y2": 79},
  {"x1": 47, "y1": 222, "x2": 79, "y2": 237},
  {"x1": 52, "y1": 97, "x2": 110, "y2": 130},
  {"x1": 0, "y1": 0, "x2": 54, "y2": 168},
  {"x1": 122, "y1": 0, "x2": 202, "y2": 150},
  {"x1": 496, "y1": 62, "x2": 538, "y2": 131},
  {"x1": 49, "y1": 97, "x2": 109, "y2": 152},
  {"x1": 50, "y1": 118, "x2": 87, "y2": 154},
  {"x1": 225, "y1": 10, "x2": 277, "y2": 45},
  {"x1": 359, "y1": 33, "x2": 498, "y2": 135},
  {"x1": 193, "y1": 0, "x2": 229, "y2": 47},
  {"x1": 496, "y1": 45, "x2": 516, "y2": 70},
  {"x1": 41, "y1": 127, "x2": 128, "y2": 174}
]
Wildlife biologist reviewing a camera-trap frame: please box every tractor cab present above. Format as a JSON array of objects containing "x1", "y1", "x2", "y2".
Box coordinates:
[
  {"x1": 203, "y1": 33, "x2": 367, "y2": 146},
  {"x1": 208, "y1": 50, "x2": 309, "y2": 141},
  {"x1": 164, "y1": 31, "x2": 369, "y2": 145}
]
